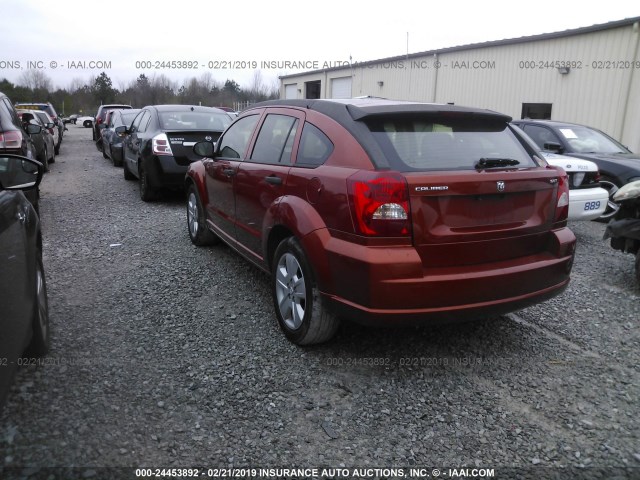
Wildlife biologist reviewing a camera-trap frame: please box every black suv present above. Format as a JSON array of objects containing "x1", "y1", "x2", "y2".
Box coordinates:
[
  {"x1": 0, "y1": 92, "x2": 38, "y2": 160},
  {"x1": 93, "y1": 104, "x2": 132, "y2": 145},
  {"x1": 14, "y1": 102, "x2": 63, "y2": 154}
]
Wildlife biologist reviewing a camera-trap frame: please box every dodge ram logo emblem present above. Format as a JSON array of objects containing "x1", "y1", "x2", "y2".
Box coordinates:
[
  {"x1": 497, "y1": 181, "x2": 505, "y2": 192},
  {"x1": 205, "y1": 136, "x2": 212, "y2": 141}
]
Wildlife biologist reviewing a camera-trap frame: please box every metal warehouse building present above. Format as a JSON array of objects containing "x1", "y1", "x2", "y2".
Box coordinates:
[{"x1": 279, "y1": 17, "x2": 640, "y2": 152}]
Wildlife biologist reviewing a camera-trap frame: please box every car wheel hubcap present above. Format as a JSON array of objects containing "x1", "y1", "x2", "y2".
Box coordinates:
[
  {"x1": 188, "y1": 192, "x2": 198, "y2": 236},
  {"x1": 600, "y1": 180, "x2": 620, "y2": 220},
  {"x1": 275, "y1": 253, "x2": 306, "y2": 330}
]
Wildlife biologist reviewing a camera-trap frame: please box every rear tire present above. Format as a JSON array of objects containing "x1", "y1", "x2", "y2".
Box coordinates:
[
  {"x1": 139, "y1": 162, "x2": 158, "y2": 202},
  {"x1": 40, "y1": 145, "x2": 50, "y2": 172},
  {"x1": 26, "y1": 253, "x2": 49, "y2": 356},
  {"x1": 186, "y1": 184, "x2": 218, "y2": 246},
  {"x1": 123, "y1": 160, "x2": 135, "y2": 180},
  {"x1": 113, "y1": 148, "x2": 123, "y2": 167},
  {"x1": 272, "y1": 237, "x2": 340, "y2": 345}
]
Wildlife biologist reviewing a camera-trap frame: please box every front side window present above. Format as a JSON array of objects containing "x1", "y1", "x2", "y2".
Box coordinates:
[
  {"x1": 217, "y1": 115, "x2": 260, "y2": 159},
  {"x1": 522, "y1": 124, "x2": 561, "y2": 150},
  {"x1": 367, "y1": 116, "x2": 536, "y2": 171},
  {"x1": 129, "y1": 111, "x2": 145, "y2": 133},
  {"x1": 137, "y1": 111, "x2": 152, "y2": 133},
  {"x1": 250, "y1": 114, "x2": 299, "y2": 164},
  {"x1": 555, "y1": 126, "x2": 629, "y2": 154}
]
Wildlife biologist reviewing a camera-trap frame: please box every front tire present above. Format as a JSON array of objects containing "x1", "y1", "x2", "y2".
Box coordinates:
[
  {"x1": 186, "y1": 184, "x2": 218, "y2": 246},
  {"x1": 272, "y1": 237, "x2": 340, "y2": 345}
]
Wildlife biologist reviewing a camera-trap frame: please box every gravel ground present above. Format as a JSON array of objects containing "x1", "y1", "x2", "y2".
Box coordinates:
[{"x1": 0, "y1": 125, "x2": 638, "y2": 480}]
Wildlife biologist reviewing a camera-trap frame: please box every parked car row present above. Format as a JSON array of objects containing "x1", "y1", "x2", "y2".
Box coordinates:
[
  {"x1": 16, "y1": 109, "x2": 56, "y2": 170},
  {"x1": 0, "y1": 91, "x2": 50, "y2": 409},
  {"x1": 14, "y1": 102, "x2": 64, "y2": 155},
  {"x1": 97, "y1": 104, "x2": 234, "y2": 201}
]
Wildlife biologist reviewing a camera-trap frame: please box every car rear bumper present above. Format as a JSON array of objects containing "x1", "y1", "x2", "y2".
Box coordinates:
[
  {"x1": 306, "y1": 227, "x2": 576, "y2": 326},
  {"x1": 568, "y1": 187, "x2": 608, "y2": 221},
  {"x1": 145, "y1": 155, "x2": 189, "y2": 188}
]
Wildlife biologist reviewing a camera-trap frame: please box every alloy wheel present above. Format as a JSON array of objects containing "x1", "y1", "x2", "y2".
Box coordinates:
[{"x1": 275, "y1": 253, "x2": 307, "y2": 330}]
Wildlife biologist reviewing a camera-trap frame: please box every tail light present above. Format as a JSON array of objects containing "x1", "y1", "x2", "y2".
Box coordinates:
[
  {"x1": 554, "y1": 173, "x2": 570, "y2": 224},
  {"x1": 152, "y1": 133, "x2": 173, "y2": 156},
  {"x1": 0, "y1": 130, "x2": 23, "y2": 149},
  {"x1": 347, "y1": 171, "x2": 411, "y2": 237}
]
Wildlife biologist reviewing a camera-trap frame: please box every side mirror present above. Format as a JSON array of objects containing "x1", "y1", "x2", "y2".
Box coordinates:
[
  {"x1": 193, "y1": 141, "x2": 216, "y2": 158},
  {"x1": 543, "y1": 142, "x2": 563, "y2": 154},
  {"x1": 115, "y1": 125, "x2": 128, "y2": 137},
  {"x1": 0, "y1": 155, "x2": 43, "y2": 190},
  {"x1": 26, "y1": 124, "x2": 43, "y2": 135}
]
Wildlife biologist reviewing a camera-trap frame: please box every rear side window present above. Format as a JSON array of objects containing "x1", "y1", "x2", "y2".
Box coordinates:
[
  {"x1": 366, "y1": 116, "x2": 536, "y2": 172},
  {"x1": 250, "y1": 114, "x2": 299, "y2": 164},
  {"x1": 296, "y1": 122, "x2": 333, "y2": 167},
  {"x1": 217, "y1": 115, "x2": 260, "y2": 159}
]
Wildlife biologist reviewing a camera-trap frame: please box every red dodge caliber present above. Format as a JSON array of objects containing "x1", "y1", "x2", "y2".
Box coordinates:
[{"x1": 185, "y1": 98, "x2": 576, "y2": 345}]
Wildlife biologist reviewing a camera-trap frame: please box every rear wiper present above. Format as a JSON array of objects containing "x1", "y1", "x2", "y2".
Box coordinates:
[{"x1": 475, "y1": 157, "x2": 520, "y2": 169}]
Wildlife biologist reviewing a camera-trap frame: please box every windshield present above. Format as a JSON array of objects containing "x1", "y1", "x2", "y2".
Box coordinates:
[
  {"x1": 159, "y1": 111, "x2": 232, "y2": 131},
  {"x1": 366, "y1": 116, "x2": 536, "y2": 171},
  {"x1": 558, "y1": 125, "x2": 630, "y2": 154}
]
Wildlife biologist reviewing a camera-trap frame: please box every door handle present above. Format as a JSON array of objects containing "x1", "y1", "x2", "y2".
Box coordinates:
[{"x1": 265, "y1": 175, "x2": 282, "y2": 185}]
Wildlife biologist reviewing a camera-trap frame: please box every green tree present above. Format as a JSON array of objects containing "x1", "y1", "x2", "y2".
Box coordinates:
[{"x1": 92, "y1": 71, "x2": 116, "y2": 104}]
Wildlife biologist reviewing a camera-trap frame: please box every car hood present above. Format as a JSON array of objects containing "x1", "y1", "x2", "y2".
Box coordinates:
[{"x1": 541, "y1": 152, "x2": 598, "y2": 173}]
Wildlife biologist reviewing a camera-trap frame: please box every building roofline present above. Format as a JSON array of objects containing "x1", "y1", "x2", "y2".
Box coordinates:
[{"x1": 279, "y1": 16, "x2": 640, "y2": 80}]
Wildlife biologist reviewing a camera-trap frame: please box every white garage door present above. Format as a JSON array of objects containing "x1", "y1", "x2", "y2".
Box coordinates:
[
  {"x1": 284, "y1": 84, "x2": 298, "y2": 99},
  {"x1": 331, "y1": 77, "x2": 352, "y2": 99}
]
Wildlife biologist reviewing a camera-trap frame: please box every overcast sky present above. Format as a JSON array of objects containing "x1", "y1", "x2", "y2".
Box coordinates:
[{"x1": 0, "y1": 0, "x2": 638, "y2": 91}]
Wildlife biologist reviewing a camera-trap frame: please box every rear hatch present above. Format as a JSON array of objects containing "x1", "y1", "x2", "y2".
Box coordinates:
[
  {"x1": 405, "y1": 169, "x2": 560, "y2": 267},
  {"x1": 362, "y1": 112, "x2": 564, "y2": 267}
]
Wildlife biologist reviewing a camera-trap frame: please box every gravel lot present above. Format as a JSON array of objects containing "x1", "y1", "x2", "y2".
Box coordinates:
[{"x1": 1, "y1": 125, "x2": 638, "y2": 480}]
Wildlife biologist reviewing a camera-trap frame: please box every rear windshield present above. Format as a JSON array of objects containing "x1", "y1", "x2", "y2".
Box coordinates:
[
  {"x1": 366, "y1": 116, "x2": 537, "y2": 172},
  {"x1": 159, "y1": 111, "x2": 232, "y2": 131}
]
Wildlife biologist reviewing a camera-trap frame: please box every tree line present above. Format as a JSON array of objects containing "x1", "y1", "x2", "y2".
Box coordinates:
[{"x1": 0, "y1": 70, "x2": 280, "y2": 115}]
